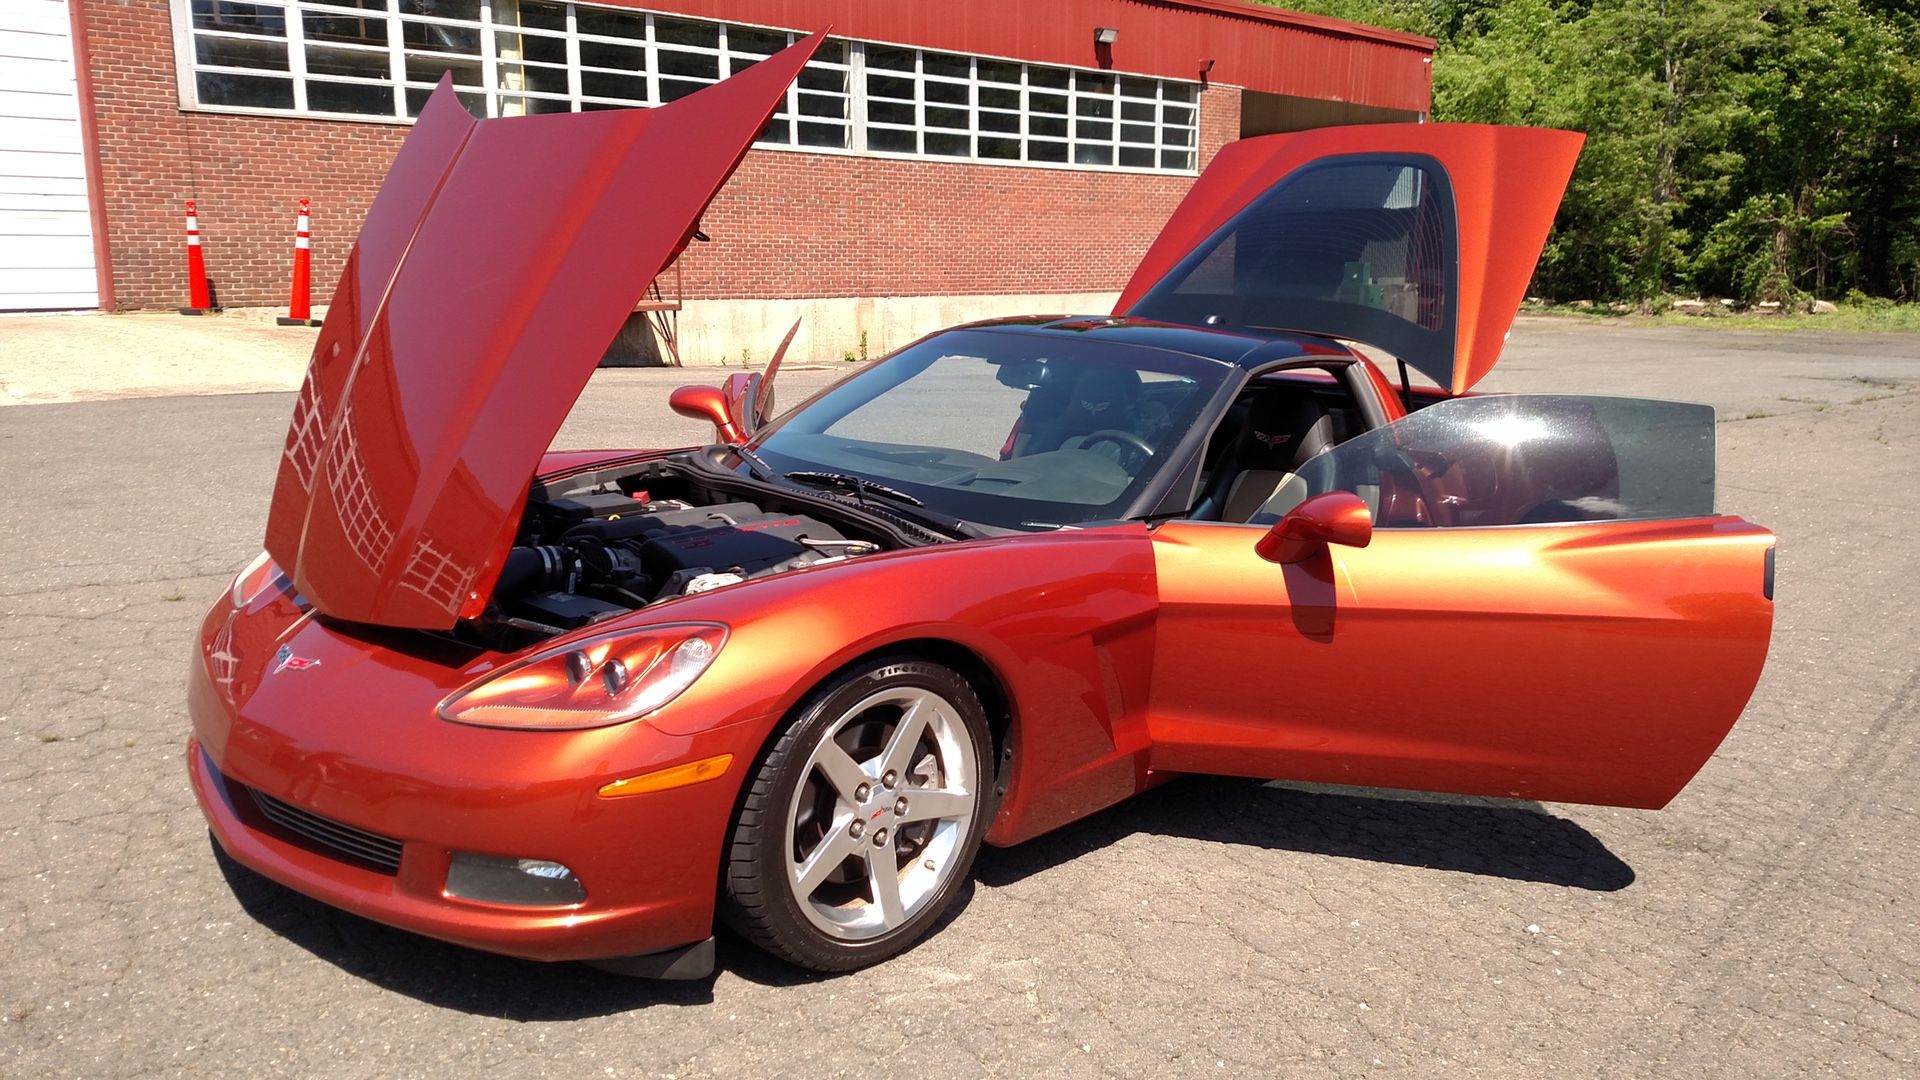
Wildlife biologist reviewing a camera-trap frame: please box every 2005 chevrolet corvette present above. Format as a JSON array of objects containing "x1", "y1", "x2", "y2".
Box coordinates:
[{"x1": 187, "y1": 32, "x2": 1775, "y2": 978}]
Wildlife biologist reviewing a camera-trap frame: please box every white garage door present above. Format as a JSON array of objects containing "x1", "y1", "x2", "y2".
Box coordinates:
[{"x1": 0, "y1": 0, "x2": 98, "y2": 311}]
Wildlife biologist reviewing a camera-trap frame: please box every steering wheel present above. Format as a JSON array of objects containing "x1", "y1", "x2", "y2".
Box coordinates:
[{"x1": 1079, "y1": 428, "x2": 1155, "y2": 470}]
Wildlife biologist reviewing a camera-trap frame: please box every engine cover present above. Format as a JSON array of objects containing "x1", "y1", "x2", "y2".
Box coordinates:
[{"x1": 639, "y1": 513, "x2": 846, "y2": 579}]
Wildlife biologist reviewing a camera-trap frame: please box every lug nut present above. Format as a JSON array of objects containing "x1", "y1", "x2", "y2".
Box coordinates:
[
  {"x1": 871, "y1": 827, "x2": 889, "y2": 846},
  {"x1": 854, "y1": 782, "x2": 871, "y2": 802},
  {"x1": 850, "y1": 819, "x2": 865, "y2": 838},
  {"x1": 882, "y1": 770, "x2": 898, "y2": 789},
  {"x1": 894, "y1": 797, "x2": 909, "y2": 816}
]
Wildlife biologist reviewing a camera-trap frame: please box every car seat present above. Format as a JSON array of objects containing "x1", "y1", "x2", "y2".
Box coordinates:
[
  {"x1": 1194, "y1": 391, "x2": 1336, "y2": 521},
  {"x1": 1015, "y1": 366, "x2": 1144, "y2": 456}
]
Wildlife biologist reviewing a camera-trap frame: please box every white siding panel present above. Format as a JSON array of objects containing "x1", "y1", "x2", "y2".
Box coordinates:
[
  {"x1": 0, "y1": 57, "x2": 77, "y2": 97},
  {"x1": 0, "y1": 115, "x2": 85, "y2": 153},
  {"x1": 0, "y1": 0, "x2": 96, "y2": 311},
  {"x1": 0, "y1": 267, "x2": 96, "y2": 294},
  {"x1": 0, "y1": 148, "x2": 81, "y2": 178},
  {"x1": 0, "y1": 190, "x2": 87, "y2": 212},
  {"x1": 0, "y1": 175, "x2": 85, "y2": 197},
  {"x1": 0, "y1": 228, "x2": 95, "y2": 255}
]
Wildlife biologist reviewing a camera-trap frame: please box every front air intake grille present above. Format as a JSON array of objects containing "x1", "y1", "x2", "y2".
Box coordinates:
[{"x1": 245, "y1": 787, "x2": 404, "y2": 874}]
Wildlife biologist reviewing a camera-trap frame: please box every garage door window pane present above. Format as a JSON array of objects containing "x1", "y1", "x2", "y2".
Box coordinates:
[
  {"x1": 496, "y1": 32, "x2": 566, "y2": 65},
  {"x1": 925, "y1": 81, "x2": 968, "y2": 106},
  {"x1": 798, "y1": 122, "x2": 848, "y2": 149},
  {"x1": 799, "y1": 93, "x2": 845, "y2": 119},
  {"x1": 1029, "y1": 139, "x2": 1067, "y2": 162},
  {"x1": 306, "y1": 45, "x2": 389, "y2": 80},
  {"x1": 195, "y1": 35, "x2": 288, "y2": 71},
  {"x1": 580, "y1": 70, "x2": 644, "y2": 101},
  {"x1": 307, "y1": 79, "x2": 392, "y2": 115},
  {"x1": 799, "y1": 65, "x2": 845, "y2": 93},
  {"x1": 579, "y1": 41, "x2": 644, "y2": 71},
  {"x1": 402, "y1": 19, "x2": 479, "y2": 55},
  {"x1": 869, "y1": 127, "x2": 915, "y2": 153},
  {"x1": 303, "y1": 13, "x2": 384, "y2": 47},
  {"x1": 980, "y1": 136, "x2": 1020, "y2": 159},
  {"x1": 406, "y1": 53, "x2": 481, "y2": 85},
  {"x1": 498, "y1": 1, "x2": 566, "y2": 33},
  {"x1": 730, "y1": 27, "x2": 787, "y2": 55},
  {"x1": 407, "y1": 86, "x2": 485, "y2": 116},
  {"x1": 660, "y1": 51, "x2": 718, "y2": 80},
  {"x1": 193, "y1": 2, "x2": 287, "y2": 36},
  {"x1": 197, "y1": 70, "x2": 294, "y2": 109}
]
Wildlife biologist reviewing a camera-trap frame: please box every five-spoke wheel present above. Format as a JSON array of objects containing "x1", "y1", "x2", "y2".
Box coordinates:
[{"x1": 722, "y1": 657, "x2": 994, "y2": 971}]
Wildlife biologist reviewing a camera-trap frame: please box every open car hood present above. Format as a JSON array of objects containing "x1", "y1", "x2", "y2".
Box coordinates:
[
  {"x1": 1115, "y1": 123, "x2": 1583, "y2": 396},
  {"x1": 262, "y1": 33, "x2": 825, "y2": 630}
]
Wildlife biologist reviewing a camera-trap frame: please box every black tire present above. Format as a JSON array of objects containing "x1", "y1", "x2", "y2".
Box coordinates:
[{"x1": 721, "y1": 655, "x2": 995, "y2": 972}]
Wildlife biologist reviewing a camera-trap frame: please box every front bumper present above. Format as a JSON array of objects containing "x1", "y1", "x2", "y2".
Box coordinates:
[{"x1": 186, "y1": 607, "x2": 760, "y2": 966}]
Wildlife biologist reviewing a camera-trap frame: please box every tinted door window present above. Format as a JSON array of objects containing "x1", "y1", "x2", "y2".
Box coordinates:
[{"x1": 1254, "y1": 395, "x2": 1717, "y2": 527}]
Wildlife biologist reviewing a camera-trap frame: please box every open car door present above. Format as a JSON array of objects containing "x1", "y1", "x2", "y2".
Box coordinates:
[
  {"x1": 1148, "y1": 395, "x2": 1775, "y2": 809},
  {"x1": 1116, "y1": 124, "x2": 1583, "y2": 396}
]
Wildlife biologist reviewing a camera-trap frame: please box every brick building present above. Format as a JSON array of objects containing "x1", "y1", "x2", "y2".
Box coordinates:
[{"x1": 7, "y1": 0, "x2": 1434, "y2": 363}]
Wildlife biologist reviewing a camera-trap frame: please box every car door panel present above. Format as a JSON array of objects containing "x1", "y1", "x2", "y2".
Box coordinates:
[
  {"x1": 1146, "y1": 394, "x2": 1775, "y2": 809},
  {"x1": 1149, "y1": 517, "x2": 1773, "y2": 808}
]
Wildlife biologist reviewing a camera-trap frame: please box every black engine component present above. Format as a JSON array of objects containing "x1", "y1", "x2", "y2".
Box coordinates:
[
  {"x1": 495, "y1": 493, "x2": 865, "y2": 626},
  {"x1": 559, "y1": 502, "x2": 761, "y2": 545},
  {"x1": 518, "y1": 591, "x2": 629, "y2": 630},
  {"x1": 638, "y1": 515, "x2": 842, "y2": 580}
]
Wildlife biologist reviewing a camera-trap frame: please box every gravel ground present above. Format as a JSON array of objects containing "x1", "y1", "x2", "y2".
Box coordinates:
[{"x1": 0, "y1": 317, "x2": 1916, "y2": 1078}]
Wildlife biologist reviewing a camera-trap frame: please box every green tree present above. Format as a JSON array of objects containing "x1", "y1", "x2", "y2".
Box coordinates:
[{"x1": 1261, "y1": 0, "x2": 1920, "y2": 303}]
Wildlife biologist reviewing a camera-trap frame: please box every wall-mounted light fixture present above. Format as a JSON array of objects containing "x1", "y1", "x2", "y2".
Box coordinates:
[{"x1": 1094, "y1": 27, "x2": 1119, "y2": 45}]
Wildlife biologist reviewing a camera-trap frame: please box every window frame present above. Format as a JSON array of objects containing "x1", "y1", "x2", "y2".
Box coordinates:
[{"x1": 170, "y1": 0, "x2": 1199, "y2": 175}]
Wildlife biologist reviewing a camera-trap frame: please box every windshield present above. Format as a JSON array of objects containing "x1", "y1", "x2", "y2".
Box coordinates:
[{"x1": 751, "y1": 329, "x2": 1228, "y2": 529}]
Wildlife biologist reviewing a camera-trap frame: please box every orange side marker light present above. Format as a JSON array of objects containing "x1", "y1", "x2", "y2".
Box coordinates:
[{"x1": 597, "y1": 753, "x2": 733, "y2": 798}]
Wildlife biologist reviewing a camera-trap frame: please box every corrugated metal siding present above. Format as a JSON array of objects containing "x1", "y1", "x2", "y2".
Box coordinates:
[
  {"x1": 0, "y1": 0, "x2": 97, "y2": 311},
  {"x1": 633, "y1": 0, "x2": 1433, "y2": 113}
]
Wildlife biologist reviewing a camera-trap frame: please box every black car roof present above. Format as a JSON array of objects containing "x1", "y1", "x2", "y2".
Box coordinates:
[{"x1": 951, "y1": 315, "x2": 1357, "y2": 370}]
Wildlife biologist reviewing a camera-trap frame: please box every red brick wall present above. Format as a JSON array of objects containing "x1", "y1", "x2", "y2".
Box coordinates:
[
  {"x1": 80, "y1": 0, "x2": 1238, "y2": 310},
  {"x1": 684, "y1": 84, "x2": 1239, "y2": 300}
]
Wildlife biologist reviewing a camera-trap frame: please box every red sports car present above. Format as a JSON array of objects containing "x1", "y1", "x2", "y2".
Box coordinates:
[{"x1": 187, "y1": 33, "x2": 1775, "y2": 978}]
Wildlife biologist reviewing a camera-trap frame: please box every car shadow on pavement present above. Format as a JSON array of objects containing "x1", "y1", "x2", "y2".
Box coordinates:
[
  {"x1": 973, "y1": 775, "x2": 1636, "y2": 892},
  {"x1": 211, "y1": 843, "x2": 720, "y2": 1018}
]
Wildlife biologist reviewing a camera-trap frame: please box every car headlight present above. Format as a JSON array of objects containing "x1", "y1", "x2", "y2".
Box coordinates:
[
  {"x1": 437, "y1": 623, "x2": 727, "y2": 731},
  {"x1": 229, "y1": 550, "x2": 289, "y2": 609}
]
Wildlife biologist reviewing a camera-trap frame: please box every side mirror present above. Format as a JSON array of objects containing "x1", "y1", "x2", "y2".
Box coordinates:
[
  {"x1": 720, "y1": 371, "x2": 762, "y2": 435},
  {"x1": 1255, "y1": 491, "x2": 1373, "y2": 565},
  {"x1": 668, "y1": 384, "x2": 745, "y2": 444}
]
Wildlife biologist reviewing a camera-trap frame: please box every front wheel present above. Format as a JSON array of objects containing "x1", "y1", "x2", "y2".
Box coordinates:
[{"x1": 721, "y1": 656, "x2": 994, "y2": 972}]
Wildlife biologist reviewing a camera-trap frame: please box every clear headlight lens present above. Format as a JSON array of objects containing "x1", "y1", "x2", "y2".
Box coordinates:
[
  {"x1": 229, "y1": 550, "x2": 289, "y2": 609},
  {"x1": 438, "y1": 622, "x2": 727, "y2": 731}
]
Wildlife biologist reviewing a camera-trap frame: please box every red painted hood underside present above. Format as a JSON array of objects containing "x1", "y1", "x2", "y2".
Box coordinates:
[{"x1": 262, "y1": 33, "x2": 825, "y2": 630}]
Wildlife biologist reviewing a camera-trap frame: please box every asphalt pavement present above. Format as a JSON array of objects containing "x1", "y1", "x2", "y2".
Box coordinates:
[{"x1": 1, "y1": 319, "x2": 1916, "y2": 1077}]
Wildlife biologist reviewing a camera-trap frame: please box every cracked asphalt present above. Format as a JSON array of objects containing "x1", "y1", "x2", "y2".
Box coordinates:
[{"x1": 1, "y1": 320, "x2": 1916, "y2": 1077}]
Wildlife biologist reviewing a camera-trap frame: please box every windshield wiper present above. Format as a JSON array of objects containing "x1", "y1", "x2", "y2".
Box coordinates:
[
  {"x1": 783, "y1": 470, "x2": 990, "y2": 540},
  {"x1": 784, "y1": 470, "x2": 924, "y2": 506}
]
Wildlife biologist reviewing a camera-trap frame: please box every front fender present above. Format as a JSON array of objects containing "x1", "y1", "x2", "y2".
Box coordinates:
[{"x1": 638, "y1": 526, "x2": 1161, "y2": 846}]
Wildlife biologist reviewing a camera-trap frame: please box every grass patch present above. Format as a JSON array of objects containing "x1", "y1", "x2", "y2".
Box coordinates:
[{"x1": 1523, "y1": 300, "x2": 1920, "y2": 333}]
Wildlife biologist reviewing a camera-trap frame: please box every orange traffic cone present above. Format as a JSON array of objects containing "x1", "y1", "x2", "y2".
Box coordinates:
[
  {"x1": 179, "y1": 199, "x2": 217, "y2": 315},
  {"x1": 276, "y1": 197, "x2": 322, "y2": 327}
]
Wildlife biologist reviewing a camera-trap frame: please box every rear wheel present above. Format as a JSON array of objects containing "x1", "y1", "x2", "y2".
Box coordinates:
[{"x1": 721, "y1": 657, "x2": 993, "y2": 971}]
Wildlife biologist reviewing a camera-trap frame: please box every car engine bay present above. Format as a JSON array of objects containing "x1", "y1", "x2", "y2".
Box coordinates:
[{"x1": 485, "y1": 457, "x2": 896, "y2": 641}]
